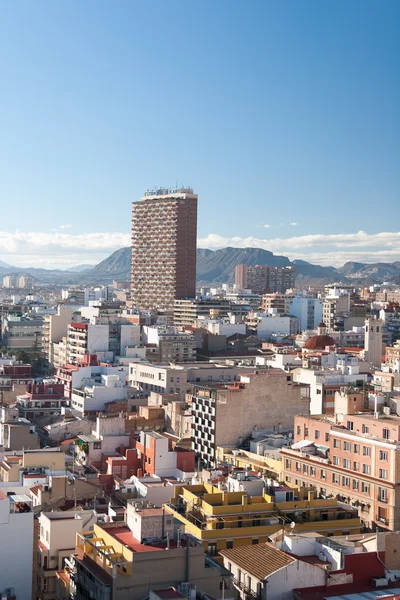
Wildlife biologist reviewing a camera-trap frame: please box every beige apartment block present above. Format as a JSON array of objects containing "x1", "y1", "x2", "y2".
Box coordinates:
[
  {"x1": 282, "y1": 410, "x2": 400, "y2": 531},
  {"x1": 190, "y1": 371, "x2": 310, "y2": 467}
]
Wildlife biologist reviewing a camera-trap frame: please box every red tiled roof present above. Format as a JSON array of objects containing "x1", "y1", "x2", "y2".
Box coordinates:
[
  {"x1": 30, "y1": 484, "x2": 43, "y2": 496},
  {"x1": 304, "y1": 335, "x2": 336, "y2": 350}
]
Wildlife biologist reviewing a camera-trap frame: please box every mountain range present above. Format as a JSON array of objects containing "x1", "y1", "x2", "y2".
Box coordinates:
[{"x1": 1, "y1": 247, "x2": 400, "y2": 286}]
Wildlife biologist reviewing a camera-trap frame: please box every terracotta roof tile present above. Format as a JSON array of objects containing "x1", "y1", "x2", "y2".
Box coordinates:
[{"x1": 219, "y1": 543, "x2": 295, "y2": 580}]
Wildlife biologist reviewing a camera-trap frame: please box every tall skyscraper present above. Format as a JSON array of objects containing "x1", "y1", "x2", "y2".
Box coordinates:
[{"x1": 131, "y1": 187, "x2": 198, "y2": 310}]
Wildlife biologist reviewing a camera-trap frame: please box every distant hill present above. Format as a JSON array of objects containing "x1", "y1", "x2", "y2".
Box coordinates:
[
  {"x1": 197, "y1": 246, "x2": 291, "y2": 283},
  {"x1": 84, "y1": 247, "x2": 131, "y2": 280},
  {"x1": 67, "y1": 264, "x2": 95, "y2": 273},
  {"x1": 1, "y1": 247, "x2": 400, "y2": 286}
]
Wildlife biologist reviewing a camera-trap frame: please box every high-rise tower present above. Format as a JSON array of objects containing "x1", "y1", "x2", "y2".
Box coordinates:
[{"x1": 131, "y1": 187, "x2": 198, "y2": 310}]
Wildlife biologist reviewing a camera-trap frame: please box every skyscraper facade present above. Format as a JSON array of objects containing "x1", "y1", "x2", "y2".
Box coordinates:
[{"x1": 131, "y1": 187, "x2": 198, "y2": 310}]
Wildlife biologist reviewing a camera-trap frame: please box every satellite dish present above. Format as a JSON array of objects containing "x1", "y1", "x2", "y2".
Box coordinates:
[{"x1": 290, "y1": 522, "x2": 295, "y2": 529}]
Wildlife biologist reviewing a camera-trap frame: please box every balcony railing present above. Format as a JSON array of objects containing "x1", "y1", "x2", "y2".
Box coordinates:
[{"x1": 232, "y1": 577, "x2": 261, "y2": 599}]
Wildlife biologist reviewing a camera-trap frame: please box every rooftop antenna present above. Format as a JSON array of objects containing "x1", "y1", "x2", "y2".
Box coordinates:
[{"x1": 290, "y1": 521, "x2": 296, "y2": 535}]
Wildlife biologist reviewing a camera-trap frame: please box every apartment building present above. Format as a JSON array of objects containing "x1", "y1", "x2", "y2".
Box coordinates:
[
  {"x1": 292, "y1": 364, "x2": 368, "y2": 414},
  {"x1": 143, "y1": 327, "x2": 197, "y2": 363},
  {"x1": 42, "y1": 306, "x2": 73, "y2": 364},
  {"x1": 0, "y1": 490, "x2": 34, "y2": 600},
  {"x1": 234, "y1": 265, "x2": 296, "y2": 294},
  {"x1": 16, "y1": 382, "x2": 67, "y2": 420},
  {"x1": 190, "y1": 371, "x2": 310, "y2": 467},
  {"x1": 261, "y1": 294, "x2": 294, "y2": 314},
  {"x1": 70, "y1": 374, "x2": 129, "y2": 414},
  {"x1": 322, "y1": 288, "x2": 351, "y2": 330},
  {"x1": 174, "y1": 299, "x2": 233, "y2": 327},
  {"x1": 56, "y1": 520, "x2": 227, "y2": 600},
  {"x1": 37, "y1": 509, "x2": 97, "y2": 600},
  {"x1": 1, "y1": 314, "x2": 43, "y2": 351},
  {"x1": 289, "y1": 296, "x2": 323, "y2": 331},
  {"x1": 131, "y1": 187, "x2": 198, "y2": 310},
  {"x1": 385, "y1": 341, "x2": 400, "y2": 371},
  {"x1": 165, "y1": 482, "x2": 360, "y2": 557},
  {"x1": 281, "y1": 409, "x2": 400, "y2": 531},
  {"x1": 55, "y1": 360, "x2": 129, "y2": 399},
  {"x1": 249, "y1": 313, "x2": 298, "y2": 339},
  {"x1": 0, "y1": 448, "x2": 65, "y2": 484},
  {"x1": 0, "y1": 359, "x2": 33, "y2": 392},
  {"x1": 3, "y1": 275, "x2": 34, "y2": 289}
]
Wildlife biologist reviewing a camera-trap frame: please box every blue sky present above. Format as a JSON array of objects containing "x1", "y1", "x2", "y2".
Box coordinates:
[{"x1": 0, "y1": 0, "x2": 399, "y2": 269}]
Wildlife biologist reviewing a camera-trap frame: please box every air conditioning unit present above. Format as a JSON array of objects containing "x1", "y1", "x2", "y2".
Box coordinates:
[{"x1": 372, "y1": 578, "x2": 388, "y2": 588}]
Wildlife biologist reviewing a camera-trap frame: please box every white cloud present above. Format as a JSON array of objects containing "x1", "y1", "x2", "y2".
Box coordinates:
[
  {"x1": 59, "y1": 224, "x2": 72, "y2": 229},
  {"x1": 0, "y1": 230, "x2": 131, "y2": 269},
  {"x1": 1, "y1": 229, "x2": 400, "y2": 270},
  {"x1": 289, "y1": 222, "x2": 298, "y2": 226},
  {"x1": 263, "y1": 224, "x2": 270, "y2": 228}
]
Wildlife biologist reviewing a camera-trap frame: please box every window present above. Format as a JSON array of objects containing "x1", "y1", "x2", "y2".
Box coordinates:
[
  {"x1": 332, "y1": 473, "x2": 340, "y2": 484},
  {"x1": 315, "y1": 430, "x2": 320, "y2": 439},
  {"x1": 297, "y1": 426, "x2": 302, "y2": 435},
  {"x1": 305, "y1": 427, "x2": 309, "y2": 437},
  {"x1": 383, "y1": 428, "x2": 390, "y2": 440},
  {"x1": 342, "y1": 476, "x2": 350, "y2": 487},
  {"x1": 285, "y1": 459, "x2": 291, "y2": 469},
  {"x1": 347, "y1": 421, "x2": 354, "y2": 431},
  {"x1": 362, "y1": 425, "x2": 369, "y2": 434},
  {"x1": 226, "y1": 541, "x2": 233, "y2": 549},
  {"x1": 379, "y1": 469, "x2": 387, "y2": 480},
  {"x1": 344, "y1": 442, "x2": 351, "y2": 451},
  {"x1": 303, "y1": 464, "x2": 308, "y2": 475},
  {"x1": 333, "y1": 439, "x2": 341, "y2": 449},
  {"x1": 93, "y1": 442, "x2": 102, "y2": 450},
  {"x1": 363, "y1": 446, "x2": 371, "y2": 456},
  {"x1": 352, "y1": 479, "x2": 359, "y2": 490},
  {"x1": 378, "y1": 487, "x2": 387, "y2": 503},
  {"x1": 325, "y1": 432, "x2": 330, "y2": 442},
  {"x1": 343, "y1": 459, "x2": 350, "y2": 469},
  {"x1": 362, "y1": 464, "x2": 370, "y2": 474},
  {"x1": 252, "y1": 539, "x2": 259, "y2": 545},
  {"x1": 353, "y1": 462, "x2": 359, "y2": 471},
  {"x1": 362, "y1": 482, "x2": 370, "y2": 494},
  {"x1": 320, "y1": 469, "x2": 326, "y2": 480},
  {"x1": 310, "y1": 466, "x2": 316, "y2": 477},
  {"x1": 380, "y1": 451, "x2": 388, "y2": 461},
  {"x1": 208, "y1": 543, "x2": 217, "y2": 556},
  {"x1": 295, "y1": 462, "x2": 301, "y2": 473},
  {"x1": 247, "y1": 576, "x2": 252, "y2": 590},
  {"x1": 333, "y1": 456, "x2": 340, "y2": 466},
  {"x1": 354, "y1": 444, "x2": 360, "y2": 454}
]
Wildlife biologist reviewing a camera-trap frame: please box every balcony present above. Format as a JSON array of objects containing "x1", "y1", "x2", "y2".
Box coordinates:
[{"x1": 232, "y1": 577, "x2": 261, "y2": 600}]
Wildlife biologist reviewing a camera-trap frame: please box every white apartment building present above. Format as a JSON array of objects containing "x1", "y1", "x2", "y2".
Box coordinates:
[
  {"x1": 75, "y1": 413, "x2": 131, "y2": 465},
  {"x1": 289, "y1": 296, "x2": 323, "y2": 332},
  {"x1": 293, "y1": 365, "x2": 368, "y2": 414},
  {"x1": 0, "y1": 490, "x2": 34, "y2": 600},
  {"x1": 252, "y1": 313, "x2": 298, "y2": 339},
  {"x1": 71, "y1": 374, "x2": 129, "y2": 413},
  {"x1": 129, "y1": 361, "x2": 250, "y2": 397}
]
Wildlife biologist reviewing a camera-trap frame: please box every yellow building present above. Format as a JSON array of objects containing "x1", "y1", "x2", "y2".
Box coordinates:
[{"x1": 165, "y1": 482, "x2": 361, "y2": 558}]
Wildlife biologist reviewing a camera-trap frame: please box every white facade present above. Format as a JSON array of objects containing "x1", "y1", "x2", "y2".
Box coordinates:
[
  {"x1": 0, "y1": 492, "x2": 34, "y2": 600},
  {"x1": 206, "y1": 320, "x2": 247, "y2": 337},
  {"x1": 71, "y1": 374, "x2": 129, "y2": 413},
  {"x1": 257, "y1": 314, "x2": 298, "y2": 339},
  {"x1": 293, "y1": 367, "x2": 368, "y2": 414},
  {"x1": 289, "y1": 296, "x2": 323, "y2": 332}
]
